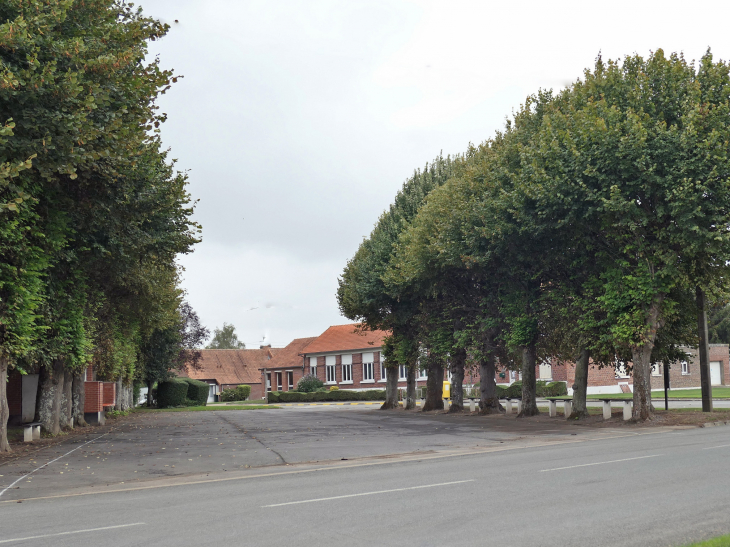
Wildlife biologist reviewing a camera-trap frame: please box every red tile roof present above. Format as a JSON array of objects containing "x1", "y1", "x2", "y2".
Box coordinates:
[
  {"x1": 301, "y1": 324, "x2": 387, "y2": 355},
  {"x1": 180, "y1": 348, "x2": 280, "y2": 385},
  {"x1": 263, "y1": 337, "x2": 317, "y2": 371}
]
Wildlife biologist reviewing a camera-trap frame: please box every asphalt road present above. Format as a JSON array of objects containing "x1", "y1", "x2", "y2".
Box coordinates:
[{"x1": 1, "y1": 407, "x2": 729, "y2": 547}]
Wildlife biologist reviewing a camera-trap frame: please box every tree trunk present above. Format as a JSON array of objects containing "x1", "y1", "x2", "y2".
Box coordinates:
[
  {"x1": 518, "y1": 344, "x2": 539, "y2": 417},
  {"x1": 0, "y1": 356, "x2": 11, "y2": 453},
  {"x1": 449, "y1": 348, "x2": 465, "y2": 413},
  {"x1": 59, "y1": 370, "x2": 73, "y2": 429},
  {"x1": 569, "y1": 347, "x2": 590, "y2": 419},
  {"x1": 631, "y1": 296, "x2": 663, "y2": 421},
  {"x1": 422, "y1": 358, "x2": 444, "y2": 411},
  {"x1": 697, "y1": 287, "x2": 713, "y2": 412},
  {"x1": 36, "y1": 359, "x2": 64, "y2": 436},
  {"x1": 381, "y1": 366, "x2": 399, "y2": 409},
  {"x1": 72, "y1": 371, "x2": 87, "y2": 427},
  {"x1": 147, "y1": 379, "x2": 153, "y2": 407},
  {"x1": 405, "y1": 364, "x2": 416, "y2": 410},
  {"x1": 479, "y1": 354, "x2": 503, "y2": 414}
]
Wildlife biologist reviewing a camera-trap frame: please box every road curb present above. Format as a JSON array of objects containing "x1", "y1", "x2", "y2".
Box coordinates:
[
  {"x1": 700, "y1": 421, "x2": 730, "y2": 428},
  {"x1": 276, "y1": 402, "x2": 382, "y2": 407}
]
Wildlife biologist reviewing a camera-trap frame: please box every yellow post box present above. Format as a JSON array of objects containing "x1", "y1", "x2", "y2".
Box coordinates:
[{"x1": 442, "y1": 381, "x2": 450, "y2": 399}]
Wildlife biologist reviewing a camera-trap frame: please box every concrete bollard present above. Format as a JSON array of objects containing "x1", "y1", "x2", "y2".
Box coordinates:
[
  {"x1": 516, "y1": 400, "x2": 522, "y2": 414},
  {"x1": 602, "y1": 400, "x2": 612, "y2": 420},
  {"x1": 505, "y1": 399, "x2": 512, "y2": 414},
  {"x1": 548, "y1": 400, "x2": 557, "y2": 418},
  {"x1": 623, "y1": 400, "x2": 632, "y2": 421},
  {"x1": 470, "y1": 399, "x2": 476, "y2": 412},
  {"x1": 444, "y1": 398, "x2": 450, "y2": 411},
  {"x1": 563, "y1": 400, "x2": 572, "y2": 418}
]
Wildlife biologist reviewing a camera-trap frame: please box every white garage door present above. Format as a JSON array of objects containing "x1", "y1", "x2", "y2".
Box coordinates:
[{"x1": 710, "y1": 361, "x2": 722, "y2": 386}]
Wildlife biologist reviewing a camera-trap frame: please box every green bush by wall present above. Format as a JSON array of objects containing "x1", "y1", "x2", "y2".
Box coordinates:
[
  {"x1": 268, "y1": 389, "x2": 386, "y2": 403},
  {"x1": 220, "y1": 385, "x2": 251, "y2": 402},
  {"x1": 157, "y1": 379, "x2": 189, "y2": 408},
  {"x1": 297, "y1": 375, "x2": 324, "y2": 392},
  {"x1": 181, "y1": 378, "x2": 209, "y2": 406}
]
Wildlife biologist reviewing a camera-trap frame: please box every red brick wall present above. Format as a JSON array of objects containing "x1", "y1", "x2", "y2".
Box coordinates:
[
  {"x1": 84, "y1": 381, "x2": 103, "y2": 412},
  {"x1": 7, "y1": 372, "x2": 22, "y2": 417},
  {"x1": 102, "y1": 382, "x2": 116, "y2": 406}
]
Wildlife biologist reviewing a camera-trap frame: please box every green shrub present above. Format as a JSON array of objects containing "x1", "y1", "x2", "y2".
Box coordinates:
[
  {"x1": 496, "y1": 385, "x2": 508, "y2": 398},
  {"x1": 220, "y1": 384, "x2": 251, "y2": 402},
  {"x1": 267, "y1": 389, "x2": 385, "y2": 403},
  {"x1": 157, "y1": 379, "x2": 189, "y2": 408},
  {"x1": 181, "y1": 378, "x2": 209, "y2": 406},
  {"x1": 505, "y1": 381, "x2": 522, "y2": 399},
  {"x1": 546, "y1": 381, "x2": 568, "y2": 397},
  {"x1": 297, "y1": 375, "x2": 324, "y2": 393},
  {"x1": 133, "y1": 381, "x2": 142, "y2": 407}
]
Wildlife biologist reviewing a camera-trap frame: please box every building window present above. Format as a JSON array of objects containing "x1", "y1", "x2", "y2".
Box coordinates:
[
  {"x1": 615, "y1": 361, "x2": 630, "y2": 379},
  {"x1": 326, "y1": 355, "x2": 337, "y2": 384},
  {"x1": 363, "y1": 362, "x2": 374, "y2": 381},
  {"x1": 681, "y1": 360, "x2": 689, "y2": 375},
  {"x1": 418, "y1": 367, "x2": 427, "y2": 379},
  {"x1": 309, "y1": 356, "x2": 317, "y2": 377},
  {"x1": 539, "y1": 360, "x2": 552, "y2": 380},
  {"x1": 399, "y1": 364, "x2": 407, "y2": 380},
  {"x1": 266, "y1": 373, "x2": 271, "y2": 392},
  {"x1": 276, "y1": 372, "x2": 283, "y2": 391},
  {"x1": 287, "y1": 371, "x2": 294, "y2": 390},
  {"x1": 341, "y1": 354, "x2": 353, "y2": 383},
  {"x1": 651, "y1": 363, "x2": 661, "y2": 377},
  {"x1": 380, "y1": 355, "x2": 387, "y2": 382}
]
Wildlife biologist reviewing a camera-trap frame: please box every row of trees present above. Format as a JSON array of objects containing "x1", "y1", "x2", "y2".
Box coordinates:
[
  {"x1": 0, "y1": 1, "x2": 202, "y2": 451},
  {"x1": 338, "y1": 50, "x2": 730, "y2": 421}
]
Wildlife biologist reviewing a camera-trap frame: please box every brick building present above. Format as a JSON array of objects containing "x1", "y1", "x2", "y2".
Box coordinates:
[{"x1": 180, "y1": 346, "x2": 280, "y2": 401}]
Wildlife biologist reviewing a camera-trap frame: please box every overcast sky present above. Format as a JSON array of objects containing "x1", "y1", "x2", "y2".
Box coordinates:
[{"x1": 141, "y1": 0, "x2": 730, "y2": 348}]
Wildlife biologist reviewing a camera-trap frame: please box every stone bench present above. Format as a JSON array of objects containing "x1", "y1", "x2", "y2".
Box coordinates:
[
  {"x1": 597, "y1": 398, "x2": 633, "y2": 421},
  {"x1": 22, "y1": 422, "x2": 41, "y2": 442},
  {"x1": 546, "y1": 397, "x2": 573, "y2": 418},
  {"x1": 502, "y1": 397, "x2": 522, "y2": 414}
]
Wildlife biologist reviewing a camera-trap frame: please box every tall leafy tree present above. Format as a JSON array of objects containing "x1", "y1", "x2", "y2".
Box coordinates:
[{"x1": 206, "y1": 323, "x2": 246, "y2": 349}]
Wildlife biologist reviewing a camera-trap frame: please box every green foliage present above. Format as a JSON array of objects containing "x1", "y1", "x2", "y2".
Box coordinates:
[
  {"x1": 156, "y1": 379, "x2": 189, "y2": 408},
  {"x1": 181, "y1": 378, "x2": 209, "y2": 407},
  {"x1": 220, "y1": 385, "x2": 251, "y2": 402},
  {"x1": 206, "y1": 323, "x2": 245, "y2": 349},
  {"x1": 267, "y1": 390, "x2": 386, "y2": 403},
  {"x1": 537, "y1": 381, "x2": 568, "y2": 398},
  {"x1": 296, "y1": 375, "x2": 324, "y2": 393}
]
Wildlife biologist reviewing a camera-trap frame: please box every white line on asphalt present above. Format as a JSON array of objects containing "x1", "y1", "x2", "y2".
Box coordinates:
[
  {"x1": 0, "y1": 523, "x2": 145, "y2": 544},
  {"x1": 703, "y1": 444, "x2": 730, "y2": 450},
  {"x1": 0, "y1": 433, "x2": 109, "y2": 499},
  {"x1": 262, "y1": 480, "x2": 475, "y2": 508},
  {"x1": 540, "y1": 454, "x2": 662, "y2": 472}
]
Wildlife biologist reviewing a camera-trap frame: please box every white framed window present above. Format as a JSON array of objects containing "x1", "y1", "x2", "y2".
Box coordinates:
[
  {"x1": 399, "y1": 364, "x2": 407, "y2": 380},
  {"x1": 266, "y1": 373, "x2": 271, "y2": 392},
  {"x1": 379, "y1": 356, "x2": 387, "y2": 382},
  {"x1": 681, "y1": 360, "x2": 689, "y2": 375},
  {"x1": 418, "y1": 367, "x2": 427, "y2": 379},
  {"x1": 276, "y1": 372, "x2": 283, "y2": 391},
  {"x1": 326, "y1": 355, "x2": 337, "y2": 384},
  {"x1": 651, "y1": 363, "x2": 661, "y2": 377},
  {"x1": 363, "y1": 362, "x2": 374, "y2": 381},
  {"x1": 309, "y1": 356, "x2": 317, "y2": 377},
  {"x1": 615, "y1": 361, "x2": 630, "y2": 379},
  {"x1": 287, "y1": 371, "x2": 294, "y2": 389},
  {"x1": 341, "y1": 354, "x2": 352, "y2": 383},
  {"x1": 539, "y1": 360, "x2": 552, "y2": 380}
]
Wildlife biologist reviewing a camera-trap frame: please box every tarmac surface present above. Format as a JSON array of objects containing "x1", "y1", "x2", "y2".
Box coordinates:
[{"x1": 1, "y1": 406, "x2": 729, "y2": 546}]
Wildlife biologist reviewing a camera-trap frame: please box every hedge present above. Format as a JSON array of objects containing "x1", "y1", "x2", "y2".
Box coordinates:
[
  {"x1": 181, "y1": 378, "x2": 209, "y2": 406},
  {"x1": 157, "y1": 379, "x2": 189, "y2": 408},
  {"x1": 268, "y1": 389, "x2": 386, "y2": 403},
  {"x1": 493, "y1": 381, "x2": 567, "y2": 399},
  {"x1": 296, "y1": 375, "x2": 324, "y2": 393},
  {"x1": 220, "y1": 385, "x2": 251, "y2": 402}
]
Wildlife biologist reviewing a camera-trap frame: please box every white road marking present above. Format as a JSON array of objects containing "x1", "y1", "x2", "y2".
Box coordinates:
[
  {"x1": 703, "y1": 444, "x2": 730, "y2": 450},
  {"x1": 262, "y1": 480, "x2": 474, "y2": 507},
  {"x1": 540, "y1": 454, "x2": 662, "y2": 472},
  {"x1": 0, "y1": 523, "x2": 144, "y2": 544},
  {"x1": 0, "y1": 433, "x2": 109, "y2": 498}
]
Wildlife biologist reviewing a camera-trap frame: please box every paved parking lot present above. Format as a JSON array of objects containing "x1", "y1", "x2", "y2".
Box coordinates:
[{"x1": 0, "y1": 405, "x2": 686, "y2": 502}]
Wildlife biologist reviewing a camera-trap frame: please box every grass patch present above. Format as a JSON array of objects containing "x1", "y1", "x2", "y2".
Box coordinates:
[
  {"x1": 134, "y1": 405, "x2": 278, "y2": 412},
  {"x1": 683, "y1": 533, "x2": 730, "y2": 546}
]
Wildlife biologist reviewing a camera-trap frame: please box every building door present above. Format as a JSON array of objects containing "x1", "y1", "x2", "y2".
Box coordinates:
[
  {"x1": 710, "y1": 361, "x2": 722, "y2": 386},
  {"x1": 207, "y1": 384, "x2": 216, "y2": 403}
]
